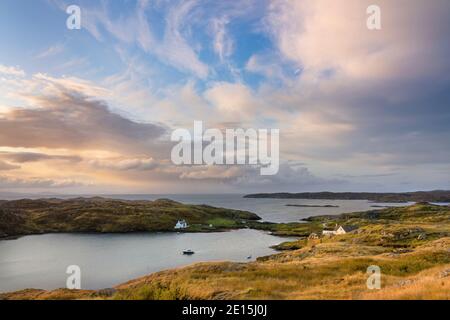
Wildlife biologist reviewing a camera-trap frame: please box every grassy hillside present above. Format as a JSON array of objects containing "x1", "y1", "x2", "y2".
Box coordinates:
[
  {"x1": 0, "y1": 197, "x2": 260, "y2": 238},
  {"x1": 1, "y1": 203, "x2": 448, "y2": 300},
  {"x1": 111, "y1": 239, "x2": 449, "y2": 300}
]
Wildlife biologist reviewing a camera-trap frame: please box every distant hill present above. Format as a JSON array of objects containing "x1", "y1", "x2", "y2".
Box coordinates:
[{"x1": 244, "y1": 190, "x2": 450, "y2": 202}]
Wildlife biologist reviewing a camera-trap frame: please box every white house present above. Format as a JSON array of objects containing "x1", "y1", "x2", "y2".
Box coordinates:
[
  {"x1": 322, "y1": 229, "x2": 336, "y2": 236},
  {"x1": 322, "y1": 225, "x2": 357, "y2": 236},
  {"x1": 174, "y1": 220, "x2": 189, "y2": 229},
  {"x1": 335, "y1": 225, "x2": 357, "y2": 234}
]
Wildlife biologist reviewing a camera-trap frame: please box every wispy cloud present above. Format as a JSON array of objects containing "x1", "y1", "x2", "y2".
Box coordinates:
[
  {"x1": 211, "y1": 16, "x2": 233, "y2": 62},
  {"x1": 0, "y1": 65, "x2": 25, "y2": 77},
  {"x1": 0, "y1": 160, "x2": 20, "y2": 171},
  {"x1": 36, "y1": 44, "x2": 64, "y2": 59},
  {"x1": 0, "y1": 152, "x2": 81, "y2": 163},
  {"x1": 0, "y1": 175, "x2": 85, "y2": 189},
  {"x1": 77, "y1": 0, "x2": 209, "y2": 78},
  {"x1": 87, "y1": 157, "x2": 158, "y2": 171}
]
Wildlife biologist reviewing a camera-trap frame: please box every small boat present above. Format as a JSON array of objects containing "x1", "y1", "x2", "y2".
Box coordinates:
[
  {"x1": 247, "y1": 255, "x2": 252, "y2": 260},
  {"x1": 183, "y1": 249, "x2": 195, "y2": 255}
]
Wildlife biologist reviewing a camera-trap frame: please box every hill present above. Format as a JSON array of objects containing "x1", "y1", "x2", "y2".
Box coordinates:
[{"x1": 0, "y1": 197, "x2": 260, "y2": 238}]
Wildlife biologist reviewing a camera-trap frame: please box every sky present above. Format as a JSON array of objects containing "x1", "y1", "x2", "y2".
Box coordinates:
[{"x1": 0, "y1": 0, "x2": 449, "y2": 194}]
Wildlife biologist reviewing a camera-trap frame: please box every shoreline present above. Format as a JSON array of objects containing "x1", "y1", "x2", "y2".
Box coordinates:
[
  {"x1": 1, "y1": 202, "x2": 449, "y2": 299},
  {"x1": 0, "y1": 226, "x2": 255, "y2": 242}
]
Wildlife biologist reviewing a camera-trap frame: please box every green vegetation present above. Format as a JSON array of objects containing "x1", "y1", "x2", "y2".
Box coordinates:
[
  {"x1": 252, "y1": 203, "x2": 450, "y2": 248},
  {"x1": 0, "y1": 197, "x2": 260, "y2": 238},
  {"x1": 299, "y1": 202, "x2": 450, "y2": 248},
  {"x1": 1, "y1": 202, "x2": 449, "y2": 300},
  {"x1": 248, "y1": 220, "x2": 320, "y2": 237}
]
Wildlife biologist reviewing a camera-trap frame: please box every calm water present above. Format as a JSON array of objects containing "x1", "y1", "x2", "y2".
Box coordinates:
[
  {"x1": 0, "y1": 194, "x2": 415, "y2": 292},
  {"x1": 0, "y1": 229, "x2": 295, "y2": 292}
]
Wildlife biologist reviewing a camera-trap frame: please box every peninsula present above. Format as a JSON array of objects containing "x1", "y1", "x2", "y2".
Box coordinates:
[{"x1": 0, "y1": 197, "x2": 260, "y2": 239}]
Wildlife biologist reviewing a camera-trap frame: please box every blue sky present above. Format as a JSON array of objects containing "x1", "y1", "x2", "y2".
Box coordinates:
[
  {"x1": 0, "y1": 0, "x2": 280, "y2": 89},
  {"x1": 0, "y1": 0, "x2": 449, "y2": 194}
]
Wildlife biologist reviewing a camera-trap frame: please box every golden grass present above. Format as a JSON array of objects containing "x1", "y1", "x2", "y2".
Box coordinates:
[
  {"x1": 2, "y1": 204, "x2": 449, "y2": 300},
  {"x1": 112, "y1": 238, "x2": 450, "y2": 300},
  {"x1": 0, "y1": 288, "x2": 96, "y2": 300},
  {"x1": 361, "y1": 265, "x2": 450, "y2": 300}
]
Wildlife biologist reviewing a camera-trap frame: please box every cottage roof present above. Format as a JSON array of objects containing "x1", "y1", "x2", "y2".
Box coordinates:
[{"x1": 339, "y1": 225, "x2": 358, "y2": 232}]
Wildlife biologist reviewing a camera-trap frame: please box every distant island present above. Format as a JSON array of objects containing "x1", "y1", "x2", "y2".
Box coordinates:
[
  {"x1": 286, "y1": 204, "x2": 339, "y2": 208},
  {"x1": 0, "y1": 197, "x2": 260, "y2": 239},
  {"x1": 244, "y1": 190, "x2": 450, "y2": 202}
]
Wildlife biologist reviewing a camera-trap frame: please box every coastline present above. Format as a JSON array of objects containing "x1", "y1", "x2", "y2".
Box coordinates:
[
  {"x1": 1, "y1": 202, "x2": 449, "y2": 300},
  {"x1": 244, "y1": 190, "x2": 450, "y2": 203}
]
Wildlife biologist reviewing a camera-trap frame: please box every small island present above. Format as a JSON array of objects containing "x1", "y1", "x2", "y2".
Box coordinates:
[{"x1": 0, "y1": 197, "x2": 261, "y2": 239}]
